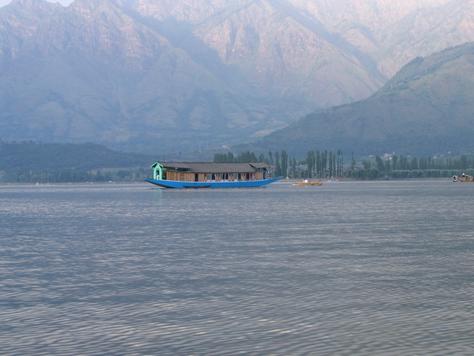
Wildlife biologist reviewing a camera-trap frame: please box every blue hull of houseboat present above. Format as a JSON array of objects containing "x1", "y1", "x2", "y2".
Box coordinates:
[{"x1": 145, "y1": 177, "x2": 281, "y2": 189}]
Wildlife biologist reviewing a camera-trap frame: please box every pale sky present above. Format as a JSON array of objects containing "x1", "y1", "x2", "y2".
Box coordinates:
[{"x1": 0, "y1": 0, "x2": 74, "y2": 7}]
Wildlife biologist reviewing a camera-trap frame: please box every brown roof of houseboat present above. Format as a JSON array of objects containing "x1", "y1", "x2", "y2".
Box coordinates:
[{"x1": 162, "y1": 162, "x2": 270, "y2": 173}]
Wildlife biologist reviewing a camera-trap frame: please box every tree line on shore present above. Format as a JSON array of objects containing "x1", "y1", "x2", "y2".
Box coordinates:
[
  {"x1": 214, "y1": 151, "x2": 474, "y2": 179},
  {"x1": 0, "y1": 168, "x2": 149, "y2": 183}
]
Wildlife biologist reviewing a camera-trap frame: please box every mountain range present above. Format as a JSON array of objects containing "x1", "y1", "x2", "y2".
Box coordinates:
[{"x1": 1, "y1": 0, "x2": 474, "y2": 154}]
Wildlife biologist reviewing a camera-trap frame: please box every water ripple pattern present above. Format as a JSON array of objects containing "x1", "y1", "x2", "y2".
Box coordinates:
[{"x1": 0, "y1": 181, "x2": 473, "y2": 355}]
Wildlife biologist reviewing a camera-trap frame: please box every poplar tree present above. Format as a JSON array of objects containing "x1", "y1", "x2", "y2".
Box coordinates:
[
  {"x1": 275, "y1": 151, "x2": 281, "y2": 176},
  {"x1": 281, "y1": 150, "x2": 289, "y2": 177}
]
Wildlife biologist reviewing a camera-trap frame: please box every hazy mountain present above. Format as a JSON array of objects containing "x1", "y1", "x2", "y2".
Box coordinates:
[
  {"x1": 252, "y1": 43, "x2": 474, "y2": 155},
  {"x1": 130, "y1": 0, "x2": 474, "y2": 100},
  {"x1": 130, "y1": 0, "x2": 385, "y2": 107},
  {"x1": 1, "y1": 0, "x2": 474, "y2": 153},
  {"x1": 0, "y1": 0, "x2": 293, "y2": 152},
  {"x1": 291, "y1": 0, "x2": 474, "y2": 76}
]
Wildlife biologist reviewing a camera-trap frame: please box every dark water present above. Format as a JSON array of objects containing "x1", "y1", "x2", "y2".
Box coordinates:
[{"x1": 0, "y1": 181, "x2": 473, "y2": 355}]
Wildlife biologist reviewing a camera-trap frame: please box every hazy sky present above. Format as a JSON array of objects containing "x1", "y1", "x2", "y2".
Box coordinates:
[{"x1": 0, "y1": 0, "x2": 74, "y2": 7}]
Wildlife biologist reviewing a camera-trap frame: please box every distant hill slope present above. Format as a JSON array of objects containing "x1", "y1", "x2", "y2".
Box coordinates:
[
  {"x1": 252, "y1": 43, "x2": 474, "y2": 155},
  {"x1": 0, "y1": 141, "x2": 153, "y2": 171}
]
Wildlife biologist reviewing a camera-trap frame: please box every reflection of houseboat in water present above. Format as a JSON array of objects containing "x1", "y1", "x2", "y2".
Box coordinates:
[
  {"x1": 453, "y1": 173, "x2": 474, "y2": 183},
  {"x1": 145, "y1": 162, "x2": 281, "y2": 189}
]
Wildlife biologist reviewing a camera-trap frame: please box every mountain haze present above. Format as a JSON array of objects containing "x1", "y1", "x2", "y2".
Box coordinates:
[
  {"x1": 1, "y1": 0, "x2": 474, "y2": 153},
  {"x1": 254, "y1": 43, "x2": 474, "y2": 155}
]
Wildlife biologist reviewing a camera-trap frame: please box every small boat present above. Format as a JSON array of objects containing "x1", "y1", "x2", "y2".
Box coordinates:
[
  {"x1": 145, "y1": 162, "x2": 281, "y2": 189},
  {"x1": 453, "y1": 173, "x2": 474, "y2": 183},
  {"x1": 293, "y1": 179, "x2": 323, "y2": 187}
]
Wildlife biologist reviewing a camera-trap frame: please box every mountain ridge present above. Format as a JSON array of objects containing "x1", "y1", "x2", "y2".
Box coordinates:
[{"x1": 251, "y1": 42, "x2": 474, "y2": 156}]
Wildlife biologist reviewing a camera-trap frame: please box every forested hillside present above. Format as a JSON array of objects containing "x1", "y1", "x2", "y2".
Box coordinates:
[{"x1": 0, "y1": 141, "x2": 154, "y2": 182}]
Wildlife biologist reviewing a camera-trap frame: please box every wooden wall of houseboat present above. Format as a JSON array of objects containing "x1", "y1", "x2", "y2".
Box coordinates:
[
  {"x1": 166, "y1": 171, "x2": 177, "y2": 181},
  {"x1": 166, "y1": 172, "x2": 193, "y2": 181}
]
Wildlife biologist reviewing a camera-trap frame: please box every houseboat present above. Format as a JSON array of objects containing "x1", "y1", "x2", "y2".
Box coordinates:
[{"x1": 145, "y1": 162, "x2": 281, "y2": 189}]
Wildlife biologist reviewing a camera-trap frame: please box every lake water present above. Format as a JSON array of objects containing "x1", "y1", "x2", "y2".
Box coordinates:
[{"x1": 0, "y1": 181, "x2": 473, "y2": 355}]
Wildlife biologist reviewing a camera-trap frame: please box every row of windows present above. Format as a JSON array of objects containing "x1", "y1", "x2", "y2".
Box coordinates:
[
  {"x1": 166, "y1": 171, "x2": 266, "y2": 181},
  {"x1": 202, "y1": 173, "x2": 253, "y2": 181}
]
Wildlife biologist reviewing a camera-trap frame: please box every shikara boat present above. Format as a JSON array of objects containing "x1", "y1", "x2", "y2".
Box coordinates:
[
  {"x1": 453, "y1": 173, "x2": 474, "y2": 182},
  {"x1": 293, "y1": 179, "x2": 323, "y2": 187}
]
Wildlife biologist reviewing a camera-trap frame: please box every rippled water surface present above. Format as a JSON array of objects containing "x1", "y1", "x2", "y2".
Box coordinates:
[{"x1": 1, "y1": 181, "x2": 473, "y2": 355}]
